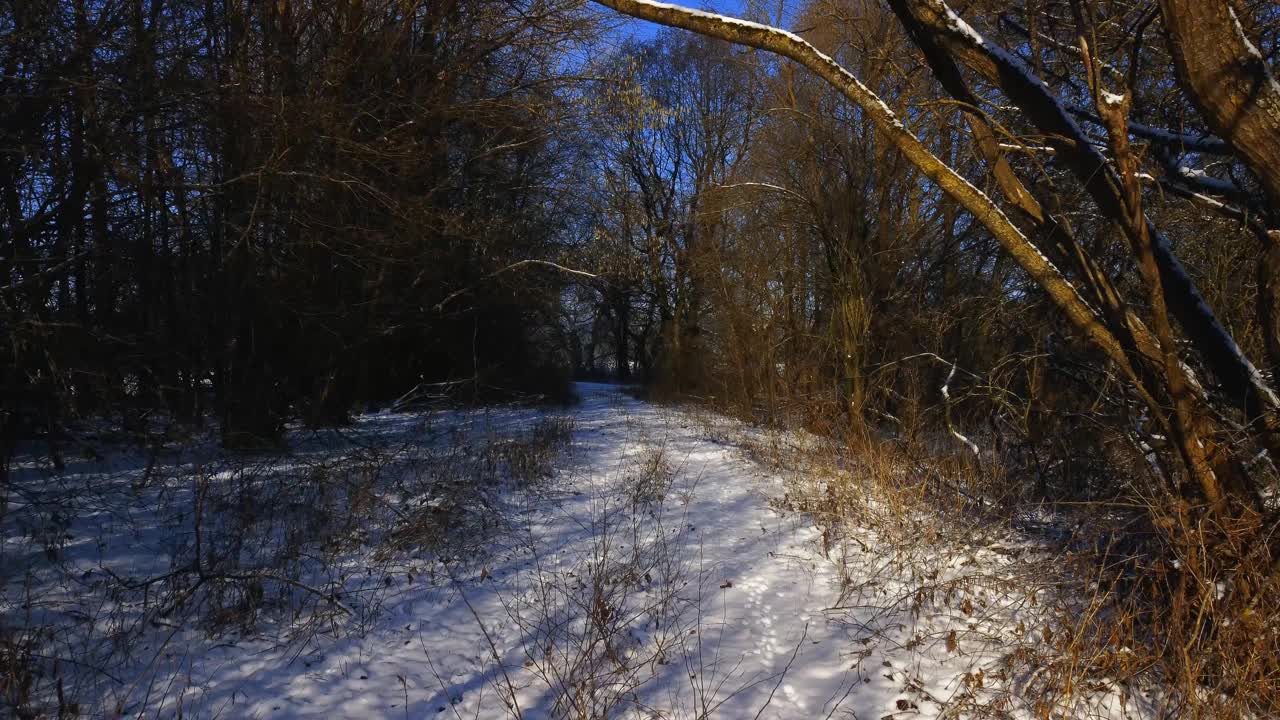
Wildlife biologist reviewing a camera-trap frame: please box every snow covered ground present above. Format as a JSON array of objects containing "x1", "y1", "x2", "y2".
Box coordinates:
[{"x1": 2, "y1": 383, "x2": 1162, "y2": 718}]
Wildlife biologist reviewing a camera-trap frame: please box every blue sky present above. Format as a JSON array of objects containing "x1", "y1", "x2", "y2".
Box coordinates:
[
  {"x1": 582, "y1": 0, "x2": 809, "y2": 71},
  {"x1": 605, "y1": 0, "x2": 754, "y2": 42}
]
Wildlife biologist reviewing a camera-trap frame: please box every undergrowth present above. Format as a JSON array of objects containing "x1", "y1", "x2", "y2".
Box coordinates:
[{"x1": 0, "y1": 410, "x2": 577, "y2": 718}]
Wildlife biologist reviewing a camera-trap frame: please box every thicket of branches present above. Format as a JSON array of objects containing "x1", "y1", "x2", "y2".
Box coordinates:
[{"x1": 2, "y1": 0, "x2": 591, "y2": 464}]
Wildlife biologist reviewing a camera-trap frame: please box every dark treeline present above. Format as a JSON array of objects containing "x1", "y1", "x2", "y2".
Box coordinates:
[{"x1": 2, "y1": 0, "x2": 589, "y2": 459}]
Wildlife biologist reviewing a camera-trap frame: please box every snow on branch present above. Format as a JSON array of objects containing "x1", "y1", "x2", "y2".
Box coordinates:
[
  {"x1": 1067, "y1": 106, "x2": 1232, "y2": 155},
  {"x1": 712, "y1": 181, "x2": 807, "y2": 202},
  {"x1": 940, "y1": 360, "x2": 980, "y2": 456}
]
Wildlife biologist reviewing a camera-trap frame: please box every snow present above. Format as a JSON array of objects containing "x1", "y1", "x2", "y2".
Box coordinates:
[
  {"x1": 1149, "y1": 227, "x2": 1280, "y2": 409},
  {"x1": 3, "y1": 384, "x2": 1166, "y2": 718},
  {"x1": 601, "y1": 0, "x2": 909, "y2": 132},
  {"x1": 1169, "y1": 165, "x2": 1241, "y2": 197},
  {"x1": 1128, "y1": 120, "x2": 1229, "y2": 153},
  {"x1": 1099, "y1": 90, "x2": 1126, "y2": 107},
  {"x1": 934, "y1": 0, "x2": 1088, "y2": 144},
  {"x1": 1228, "y1": 6, "x2": 1280, "y2": 97},
  {"x1": 997, "y1": 143, "x2": 1055, "y2": 154},
  {"x1": 941, "y1": 362, "x2": 981, "y2": 456}
]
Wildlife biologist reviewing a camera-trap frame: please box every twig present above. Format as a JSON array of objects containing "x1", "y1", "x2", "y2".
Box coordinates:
[{"x1": 434, "y1": 260, "x2": 598, "y2": 312}]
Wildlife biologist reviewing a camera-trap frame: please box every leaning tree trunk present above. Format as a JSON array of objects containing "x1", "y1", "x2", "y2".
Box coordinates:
[{"x1": 1158, "y1": 0, "x2": 1280, "y2": 421}]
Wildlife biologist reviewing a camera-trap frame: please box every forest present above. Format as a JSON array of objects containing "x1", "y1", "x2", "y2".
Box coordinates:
[{"x1": 3, "y1": 0, "x2": 1280, "y2": 717}]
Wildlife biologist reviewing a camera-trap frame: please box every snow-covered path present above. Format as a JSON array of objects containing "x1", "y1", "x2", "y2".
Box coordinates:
[
  {"x1": 5, "y1": 382, "x2": 1160, "y2": 718},
  {"x1": 168, "y1": 383, "x2": 886, "y2": 719}
]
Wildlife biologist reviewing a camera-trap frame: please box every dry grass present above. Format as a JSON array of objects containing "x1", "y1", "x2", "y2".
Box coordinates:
[
  {"x1": 382, "y1": 415, "x2": 575, "y2": 556},
  {"x1": 674, "y1": 392, "x2": 1279, "y2": 718}
]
